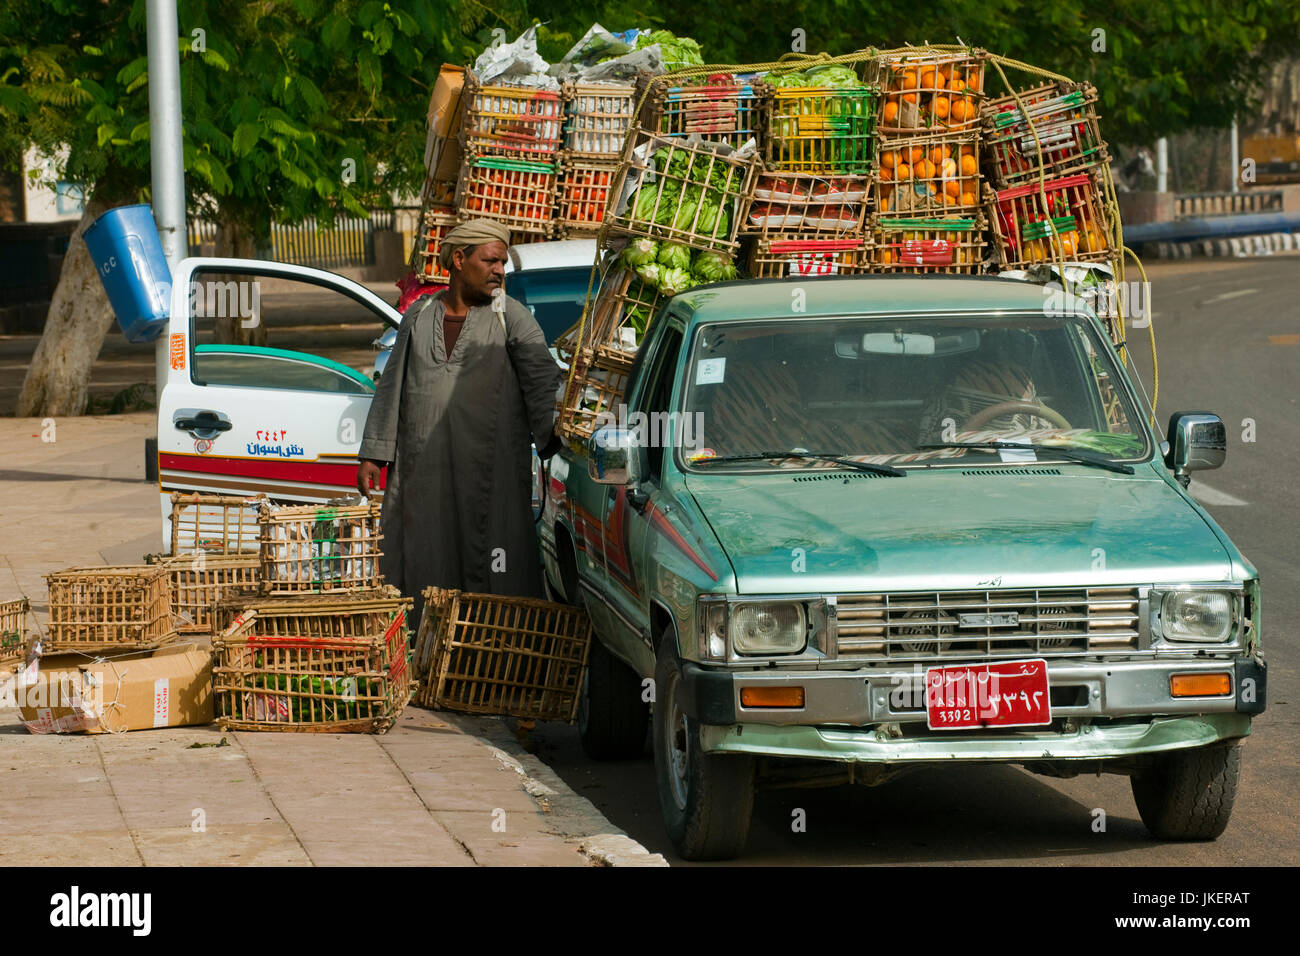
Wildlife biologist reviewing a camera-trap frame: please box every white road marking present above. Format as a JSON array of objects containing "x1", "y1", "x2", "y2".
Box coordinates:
[
  {"x1": 1200, "y1": 288, "x2": 1258, "y2": 305},
  {"x1": 1188, "y1": 482, "x2": 1248, "y2": 507}
]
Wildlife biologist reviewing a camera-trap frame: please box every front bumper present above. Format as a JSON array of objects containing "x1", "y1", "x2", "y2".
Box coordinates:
[
  {"x1": 681, "y1": 655, "x2": 1264, "y2": 762},
  {"x1": 700, "y1": 713, "x2": 1253, "y2": 762}
]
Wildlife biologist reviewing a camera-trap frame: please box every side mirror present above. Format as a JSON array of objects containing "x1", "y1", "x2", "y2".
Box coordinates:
[
  {"x1": 1165, "y1": 412, "x2": 1226, "y2": 487},
  {"x1": 588, "y1": 426, "x2": 641, "y2": 486}
]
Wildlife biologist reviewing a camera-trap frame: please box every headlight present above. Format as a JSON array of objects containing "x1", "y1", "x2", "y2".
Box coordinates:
[
  {"x1": 732, "y1": 603, "x2": 806, "y2": 655},
  {"x1": 1160, "y1": 591, "x2": 1234, "y2": 643}
]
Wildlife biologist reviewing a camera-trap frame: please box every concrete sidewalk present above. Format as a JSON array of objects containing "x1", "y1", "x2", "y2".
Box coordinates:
[{"x1": 0, "y1": 414, "x2": 665, "y2": 867}]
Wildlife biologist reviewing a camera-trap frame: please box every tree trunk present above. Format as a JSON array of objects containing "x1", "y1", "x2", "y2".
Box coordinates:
[
  {"x1": 212, "y1": 216, "x2": 268, "y2": 346},
  {"x1": 14, "y1": 196, "x2": 116, "y2": 417}
]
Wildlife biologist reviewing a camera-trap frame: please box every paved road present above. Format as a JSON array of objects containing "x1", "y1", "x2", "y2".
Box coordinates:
[{"x1": 526, "y1": 256, "x2": 1300, "y2": 866}]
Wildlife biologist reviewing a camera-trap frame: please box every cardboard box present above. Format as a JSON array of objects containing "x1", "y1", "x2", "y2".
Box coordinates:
[
  {"x1": 424, "y1": 64, "x2": 466, "y2": 182},
  {"x1": 12, "y1": 642, "x2": 213, "y2": 734}
]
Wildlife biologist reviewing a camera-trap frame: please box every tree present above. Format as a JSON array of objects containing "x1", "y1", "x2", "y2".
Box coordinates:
[{"x1": 0, "y1": 0, "x2": 507, "y2": 415}]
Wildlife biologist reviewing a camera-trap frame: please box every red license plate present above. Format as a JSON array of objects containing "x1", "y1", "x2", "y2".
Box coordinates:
[{"x1": 925, "y1": 659, "x2": 1052, "y2": 730}]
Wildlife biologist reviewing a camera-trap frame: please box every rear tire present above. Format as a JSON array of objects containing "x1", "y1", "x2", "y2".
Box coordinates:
[
  {"x1": 1131, "y1": 742, "x2": 1241, "y2": 840},
  {"x1": 578, "y1": 638, "x2": 649, "y2": 760},
  {"x1": 653, "y1": 632, "x2": 754, "y2": 861}
]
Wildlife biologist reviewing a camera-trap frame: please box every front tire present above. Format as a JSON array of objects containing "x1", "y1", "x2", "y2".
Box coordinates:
[
  {"x1": 1131, "y1": 742, "x2": 1241, "y2": 840},
  {"x1": 653, "y1": 632, "x2": 754, "y2": 861},
  {"x1": 578, "y1": 638, "x2": 649, "y2": 760}
]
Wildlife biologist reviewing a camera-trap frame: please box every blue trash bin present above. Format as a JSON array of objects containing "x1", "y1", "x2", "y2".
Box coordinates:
[{"x1": 83, "y1": 204, "x2": 172, "y2": 343}]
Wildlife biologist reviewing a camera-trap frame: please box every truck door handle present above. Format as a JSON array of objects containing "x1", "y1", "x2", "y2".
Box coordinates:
[{"x1": 174, "y1": 409, "x2": 232, "y2": 439}]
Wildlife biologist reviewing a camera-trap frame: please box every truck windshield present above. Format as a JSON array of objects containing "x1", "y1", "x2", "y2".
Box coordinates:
[{"x1": 678, "y1": 312, "x2": 1150, "y2": 470}]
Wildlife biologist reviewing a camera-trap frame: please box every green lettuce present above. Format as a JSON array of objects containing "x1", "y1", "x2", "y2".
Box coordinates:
[
  {"x1": 634, "y1": 262, "x2": 662, "y2": 287},
  {"x1": 621, "y1": 237, "x2": 659, "y2": 269},
  {"x1": 632, "y1": 183, "x2": 661, "y2": 223},
  {"x1": 658, "y1": 267, "x2": 694, "y2": 296},
  {"x1": 657, "y1": 242, "x2": 692, "y2": 271},
  {"x1": 692, "y1": 251, "x2": 738, "y2": 282}
]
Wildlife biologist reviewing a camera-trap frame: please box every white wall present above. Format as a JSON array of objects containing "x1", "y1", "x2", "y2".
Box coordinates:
[{"x1": 22, "y1": 146, "x2": 84, "y2": 222}]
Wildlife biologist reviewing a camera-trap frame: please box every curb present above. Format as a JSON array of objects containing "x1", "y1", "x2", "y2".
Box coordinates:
[
  {"x1": 440, "y1": 712, "x2": 669, "y2": 867},
  {"x1": 1150, "y1": 231, "x2": 1300, "y2": 260}
]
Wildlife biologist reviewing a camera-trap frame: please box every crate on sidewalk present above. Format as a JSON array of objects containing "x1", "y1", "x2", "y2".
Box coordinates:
[
  {"x1": 562, "y1": 81, "x2": 636, "y2": 158},
  {"x1": 162, "y1": 553, "x2": 261, "y2": 634},
  {"x1": 44, "y1": 565, "x2": 173, "y2": 652},
  {"x1": 212, "y1": 588, "x2": 413, "y2": 733},
  {"x1": 170, "y1": 493, "x2": 264, "y2": 555},
  {"x1": 259, "y1": 498, "x2": 384, "y2": 595},
  {"x1": 414, "y1": 589, "x2": 591, "y2": 723},
  {"x1": 1, "y1": 597, "x2": 29, "y2": 667}
]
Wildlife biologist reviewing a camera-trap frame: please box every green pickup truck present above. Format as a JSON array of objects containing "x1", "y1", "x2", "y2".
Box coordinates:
[{"x1": 539, "y1": 275, "x2": 1266, "y2": 861}]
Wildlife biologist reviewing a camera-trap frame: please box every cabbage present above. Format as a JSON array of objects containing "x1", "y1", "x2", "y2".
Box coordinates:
[
  {"x1": 634, "y1": 262, "x2": 661, "y2": 287},
  {"x1": 632, "y1": 183, "x2": 661, "y2": 223},
  {"x1": 694, "y1": 194, "x2": 726, "y2": 236},
  {"x1": 692, "y1": 251, "x2": 738, "y2": 282},
  {"x1": 621, "y1": 237, "x2": 660, "y2": 269},
  {"x1": 657, "y1": 242, "x2": 692, "y2": 271},
  {"x1": 658, "y1": 267, "x2": 694, "y2": 296},
  {"x1": 635, "y1": 30, "x2": 704, "y2": 70},
  {"x1": 669, "y1": 188, "x2": 700, "y2": 231},
  {"x1": 804, "y1": 65, "x2": 862, "y2": 89},
  {"x1": 769, "y1": 71, "x2": 809, "y2": 88}
]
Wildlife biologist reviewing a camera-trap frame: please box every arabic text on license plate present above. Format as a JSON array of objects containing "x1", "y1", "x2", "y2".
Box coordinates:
[{"x1": 925, "y1": 659, "x2": 1051, "y2": 730}]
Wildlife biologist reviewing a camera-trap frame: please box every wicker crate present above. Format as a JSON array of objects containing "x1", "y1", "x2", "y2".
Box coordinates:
[
  {"x1": 412, "y1": 207, "x2": 457, "y2": 284},
  {"x1": 876, "y1": 129, "x2": 982, "y2": 217},
  {"x1": 555, "y1": 157, "x2": 617, "y2": 237},
  {"x1": 563, "y1": 81, "x2": 636, "y2": 158},
  {"x1": 871, "y1": 51, "x2": 986, "y2": 133},
  {"x1": 982, "y1": 82, "x2": 1108, "y2": 187},
  {"x1": 170, "y1": 493, "x2": 264, "y2": 555},
  {"x1": 414, "y1": 589, "x2": 591, "y2": 723},
  {"x1": 411, "y1": 586, "x2": 459, "y2": 681},
  {"x1": 45, "y1": 565, "x2": 172, "y2": 651},
  {"x1": 986, "y1": 172, "x2": 1112, "y2": 268},
  {"x1": 213, "y1": 589, "x2": 413, "y2": 733},
  {"x1": 557, "y1": 348, "x2": 635, "y2": 443},
  {"x1": 162, "y1": 553, "x2": 261, "y2": 634},
  {"x1": 648, "y1": 75, "x2": 766, "y2": 151},
  {"x1": 748, "y1": 236, "x2": 870, "y2": 278},
  {"x1": 765, "y1": 85, "x2": 877, "y2": 174},
  {"x1": 871, "y1": 216, "x2": 985, "y2": 273},
  {"x1": 455, "y1": 155, "x2": 557, "y2": 238},
  {"x1": 259, "y1": 499, "x2": 384, "y2": 595},
  {"x1": 461, "y1": 78, "x2": 563, "y2": 161},
  {"x1": 745, "y1": 172, "x2": 871, "y2": 236},
  {"x1": 607, "y1": 130, "x2": 759, "y2": 254},
  {"x1": 583, "y1": 266, "x2": 666, "y2": 354},
  {"x1": 1, "y1": 597, "x2": 29, "y2": 665}
]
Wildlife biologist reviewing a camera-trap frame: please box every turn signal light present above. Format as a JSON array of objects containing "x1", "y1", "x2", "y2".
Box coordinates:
[
  {"x1": 1170, "y1": 673, "x2": 1232, "y2": 697},
  {"x1": 740, "y1": 686, "x2": 805, "y2": 708}
]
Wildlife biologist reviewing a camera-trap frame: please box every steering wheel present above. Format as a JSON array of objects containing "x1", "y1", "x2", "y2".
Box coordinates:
[{"x1": 963, "y1": 399, "x2": 1072, "y2": 432}]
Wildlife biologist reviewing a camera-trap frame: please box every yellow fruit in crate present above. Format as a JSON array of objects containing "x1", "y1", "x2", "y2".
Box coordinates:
[
  {"x1": 950, "y1": 77, "x2": 967, "y2": 94},
  {"x1": 933, "y1": 96, "x2": 950, "y2": 119},
  {"x1": 920, "y1": 67, "x2": 937, "y2": 89},
  {"x1": 909, "y1": 145, "x2": 926, "y2": 165},
  {"x1": 950, "y1": 97, "x2": 972, "y2": 122},
  {"x1": 959, "y1": 191, "x2": 976, "y2": 207},
  {"x1": 881, "y1": 150, "x2": 897, "y2": 169},
  {"x1": 944, "y1": 179, "x2": 960, "y2": 198},
  {"x1": 880, "y1": 194, "x2": 893, "y2": 212},
  {"x1": 879, "y1": 165, "x2": 894, "y2": 182},
  {"x1": 883, "y1": 100, "x2": 900, "y2": 124},
  {"x1": 896, "y1": 162, "x2": 912, "y2": 181},
  {"x1": 881, "y1": 248, "x2": 895, "y2": 264},
  {"x1": 942, "y1": 192, "x2": 958, "y2": 206},
  {"x1": 1059, "y1": 232, "x2": 1079, "y2": 257},
  {"x1": 916, "y1": 158, "x2": 936, "y2": 180},
  {"x1": 960, "y1": 154, "x2": 978, "y2": 176},
  {"x1": 937, "y1": 67, "x2": 951, "y2": 88}
]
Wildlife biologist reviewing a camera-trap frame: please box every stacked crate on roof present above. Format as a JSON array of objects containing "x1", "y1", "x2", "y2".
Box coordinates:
[
  {"x1": 555, "y1": 126, "x2": 759, "y2": 443},
  {"x1": 554, "y1": 81, "x2": 636, "y2": 237},
  {"x1": 980, "y1": 81, "x2": 1116, "y2": 271},
  {"x1": 645, "y1": 73, "x2": 766, "y2": 150},
  {"x1": 868, "y1": 50, "x2": 988, "y2": 272},
  {"x1": 745, "y1": 68, "x2": 878, "y2": 278},
  {"x1": 457, "y1": 73, "x2": 564, "y2": 240}
]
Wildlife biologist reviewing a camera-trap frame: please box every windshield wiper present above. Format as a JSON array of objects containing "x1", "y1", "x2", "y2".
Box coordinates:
[
  {"x1": 691, "y1": 450, "x2": 906, "y2": 477},
  {"x1": 915, "y1": 441, "x2": 1134, "y2": 475}
]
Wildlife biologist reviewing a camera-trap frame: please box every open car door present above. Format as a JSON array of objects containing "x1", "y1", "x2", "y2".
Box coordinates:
[{"x1": 157, "y1": 257, "x2": 401, "y2": 548}]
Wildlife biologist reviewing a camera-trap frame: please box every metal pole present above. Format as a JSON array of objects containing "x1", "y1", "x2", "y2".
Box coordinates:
[
  {"x1": 146, "y1": 0, "x2": 185, "y2": 490},
  {"x1": 1230, "y1": 118, "x2": 1240, "y2": 194},
  {"x1": 1156, "y1": 137, "x2": 1168, "y2": 193}
]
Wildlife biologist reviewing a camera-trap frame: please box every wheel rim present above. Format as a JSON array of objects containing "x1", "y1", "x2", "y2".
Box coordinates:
[{"x1": 665, "y1": 672, "x2": 690, "y2": 811}]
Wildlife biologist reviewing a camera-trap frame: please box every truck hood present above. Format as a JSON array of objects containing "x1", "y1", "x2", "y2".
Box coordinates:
[{"x1": 684, "y1": 469, "x2": 1233, "y2": 593}]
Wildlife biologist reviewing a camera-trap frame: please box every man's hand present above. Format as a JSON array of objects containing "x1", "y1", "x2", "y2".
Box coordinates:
[{"x1": 357, "y1": 459, "x2": 385, "y2": 498}]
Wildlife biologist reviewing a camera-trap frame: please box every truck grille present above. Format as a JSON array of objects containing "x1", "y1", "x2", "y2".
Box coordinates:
[{"x1": 834, "y1": 588, "x2": 1141, "y2": 659}]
